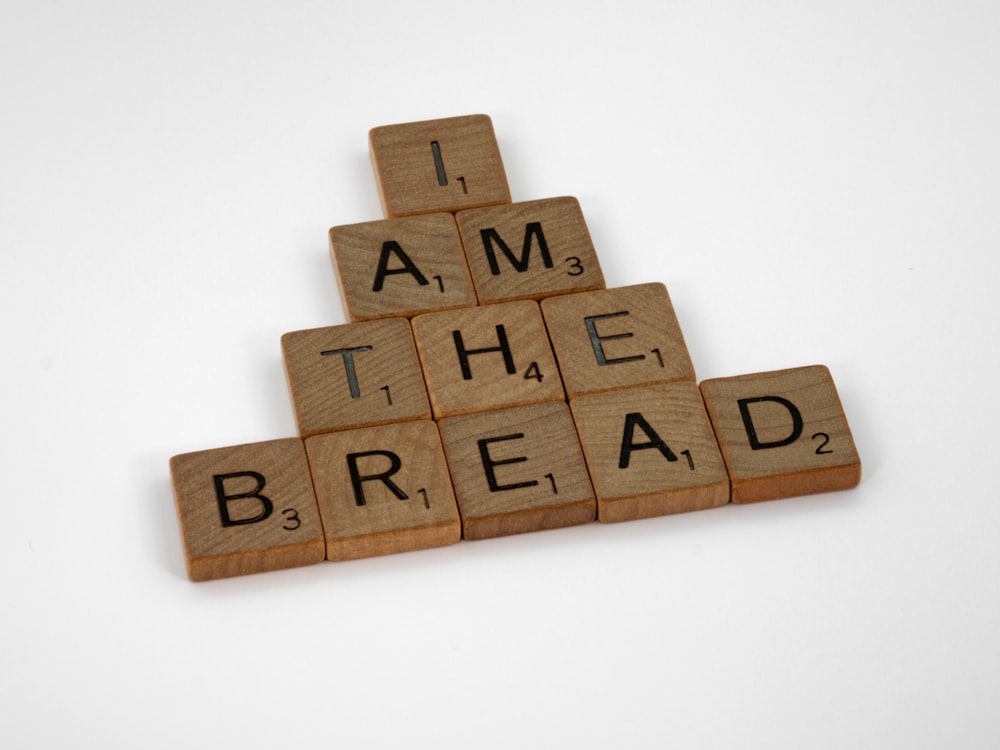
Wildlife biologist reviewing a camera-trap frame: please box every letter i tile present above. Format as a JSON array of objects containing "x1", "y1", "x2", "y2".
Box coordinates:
[
  {"x1": 699, "y1": 365, "x2": 862, "y2": 503},
  {"x1": 571, "y1": 383, "x2": 730, "y2": 522},
  {"x1": 369, "y1": 114, "x2": 511, "y2": 218},
  {"x1": 169, "y1": 438, "x2": 326, "y2": 581},
  {"x1": 305, "y1": 420, "x2": 461, "y2": 561}
]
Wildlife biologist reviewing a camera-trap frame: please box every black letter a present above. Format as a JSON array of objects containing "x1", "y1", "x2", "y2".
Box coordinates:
[
  {"x1": 372, "y1": 241, "x2": 429, "y2": 292},
  {"x1": 619, "y1": 412, "x2": 678, "y2": 469}
]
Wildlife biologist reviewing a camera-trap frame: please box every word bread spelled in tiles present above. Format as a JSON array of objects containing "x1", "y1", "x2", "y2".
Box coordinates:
[{"x1": 169, "y1": 114, "x2": 862, "y2": 581}]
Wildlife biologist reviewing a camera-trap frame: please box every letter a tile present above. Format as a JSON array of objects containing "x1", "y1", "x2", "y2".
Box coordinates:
[
  {"x1": 305, "y1": 420, "x2": 461, "y2": 561},
  {"x1": 369, "y1": 114, "x2": 511, "y2": 218},
  {"x1": 330, "y1": 213, "x2": 477, "y2": 322},
  {"x1": 570, "y1": 383, "x2": 730, "y2": 522},
  {"x1": 438, "y1": 402, "x2": 596, "y2": 540},
  {"x1": 169, "y1": 438, "x2": 325, "y2": 581},
  {"x1": 699, "y1": 365, "x2": 862, "y2": 503}
]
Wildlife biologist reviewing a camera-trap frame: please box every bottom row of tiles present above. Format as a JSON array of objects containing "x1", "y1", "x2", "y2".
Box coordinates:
[{"x1": 169, "y1": 365, "x2": 861, "y2": 581}]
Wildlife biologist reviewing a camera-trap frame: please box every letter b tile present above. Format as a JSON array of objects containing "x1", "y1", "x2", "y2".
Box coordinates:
[
  {"x1": 169, "y1": 438, "x2": 326, "y2": 581},
  {"x1": 699, "y1": 365, "x2": 862, "y2": 503}
]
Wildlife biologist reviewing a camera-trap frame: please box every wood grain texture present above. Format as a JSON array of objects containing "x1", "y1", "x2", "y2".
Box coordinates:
[
  {"x1": 281, "y1": 318, "x2": 430, "y2": 438},
  {"x1": 541, "y1": 282, "x2": 696, "y2": 398},
  {"x1": 570, "y1": 383, "x2": 729, "y2": 522},
  {"x1": 169, "y1": 438, "x2": 325, "y2": 581},
  {"x1": 305, "y1": 420, "x2": 461, "y2": 561},
  {"x1": 411, "y1": 299, "x2": 565, "y2": 419},
  {"x1": 454, "y1": 196, "x2": 605, "y2": 304},
  {"x1": 369, "y1": 114, "x2": 511, "y2": 218},
  {"x1": 437, "y1": 402, "x2": 596, "y2": 540},
  {"x1": 699, "y1": 365, "x2": 861, "y2": 503},
  {"x1": 330, "y1": 213, "x2": 477, "y2": 321}
]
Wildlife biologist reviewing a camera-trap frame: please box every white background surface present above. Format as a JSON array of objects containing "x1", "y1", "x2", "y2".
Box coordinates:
[{"x1": 3, "y1": 1, "x2": 999, "y2": 747}]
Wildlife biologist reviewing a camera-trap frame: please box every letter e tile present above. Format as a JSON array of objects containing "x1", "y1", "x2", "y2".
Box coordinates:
[
  {"x1": 438, "y1": 402, "x2": 596, "y2": 540},
  {"x1": 281, "y1": 318, "x2": 431, "y2": 438},
  {"x1": 570, "y1": 383, "x2": 729, "y2": 522},
  {"x1": 541, "y1": 283, "x2": 696, "y2": 398},
  {"x1": 169, "y1": 438, "x2": 325, "y2": 581},
  {"x1": 305, "y1": 420, "x2": 461, "y2": 561},
  {"x1": 699, "y1": 365, "x2": 862, "y2": 503},
  {"x1": 369, "y1": 114, "x2": 511, "y2": 218}
]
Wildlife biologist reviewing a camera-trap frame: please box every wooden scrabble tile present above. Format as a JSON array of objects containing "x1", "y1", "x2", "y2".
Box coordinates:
[
  {"x1": 411, "y1": 300, "x2": 565, "y2": 419},
  {"x1": 281, "y1": 318, "x2": 430, "y2": 438},
  {"x1": 437, "y1": 401, "x2": 596, "y2": 540},
  {"x1": 169, "y1": 438, "x2": 325, "y2": 581},
  {"x1": 305, "y1": 420, "x2": 461, "y2": 561},
  {"x1": 540, "y1": 283, "x2": 696, "y2": 398},
  {"x1": 699, "y1": 365, "x2": 862, "y2": 503},
  {"x1": 454, "y1": 196, "x2": 606, "y2": 304},
  {"x1": 369, "y1": 114, "x2": 511, "y2": 218},
  {"x1": 570, "y1": 383, "x2": 730, "y2": 522},
  {"x1": 330, "y1": 213, "x2": 478, "y2": 321}
]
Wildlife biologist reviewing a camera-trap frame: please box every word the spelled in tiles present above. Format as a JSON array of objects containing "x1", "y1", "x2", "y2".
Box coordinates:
[{"x1": 170, "y1": 114, "x2": 862, "y2": 581}]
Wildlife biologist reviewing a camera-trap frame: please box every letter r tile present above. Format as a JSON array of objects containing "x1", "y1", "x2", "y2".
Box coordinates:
[
  {"x1": 438, "y1": 402, "x2": 596, "y2": 540},
  {"x1": 169, "y1": 438, "x2": 325, "y2": 581},
  {"x1": 541, "y1": 283, "x2": 696, "y2": 398},
  {"x1": 281, "y1": 318, "x2": 430, "y2": 438},
  {"x1": 699, "y1": 365, "x2": 862, "y2": 503},
  {"x1": 369, "y1": 114, "x2": 511, "y2": 218},
  {"x1": 305, "y1": 420, "x2": 461, "y2": 561}
]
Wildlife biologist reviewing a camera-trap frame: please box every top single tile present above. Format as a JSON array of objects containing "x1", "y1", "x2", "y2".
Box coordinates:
[{"x1": 369, "y1": 114, "x2": 512, "y2": 218}]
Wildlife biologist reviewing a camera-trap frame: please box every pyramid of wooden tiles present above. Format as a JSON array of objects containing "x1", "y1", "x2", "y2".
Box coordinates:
[{"x1": 170, "y1": 114, "x2": 862, "y2": 581}]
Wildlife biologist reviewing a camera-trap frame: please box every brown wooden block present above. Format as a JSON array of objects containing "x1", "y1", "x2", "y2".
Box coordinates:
[
  {"x1": 330, "y1": 213, "x2": 478, "y2": 322},
  {"x1": 454, "y1": 196, "x2": 605, "y2": 304},
  {"x1": 570, "y1": 383, "x2": 730, "y2": 523},
  {"x1": 541, "y1": 282, "x2": 696, "y2": 398},
  {"x1": 169, "y1": 438, "x2": 325, "y2": 581},
  {"x1": 411, "y1": 299, "x2": 565, "y2": 419},
  {"x1": 281, "y1": 318, "x2": 430, "y2": 438},
  {"x1": 369, "y1": 114, "x2": 511, "y2": 218},
  {"x1": 305, "y1": 420, "x2": 461, "y2": 561},
  {"x1": 699, "y1": 365, "x2": 862, "y2": 503},
  {"x1": 438, "y1": 402, "x2": 596, "y2": 540}
]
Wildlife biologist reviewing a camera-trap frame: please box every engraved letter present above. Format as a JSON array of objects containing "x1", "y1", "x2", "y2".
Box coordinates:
[
  {"x1": 452, "y1": 325, "x2": 516, "y2": 381},
  {"x1": 372, "y1": 241, "x2": 430, "y2": 292},
  {"x1": 584, "y1": 312, "x2": 645, "y2": 366},
  {"x1": 213, "y1": 471, "x2": 274, "y2": 527},
  {"x1": 738, "y1": 396, "x2": 804, "y2": 450},
  {"x1": 346, "y1": 450, "x2": 408, "y2": 506},
  {"x1": 618, "y1": 412, "x2": 678, "y2": 468}
]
